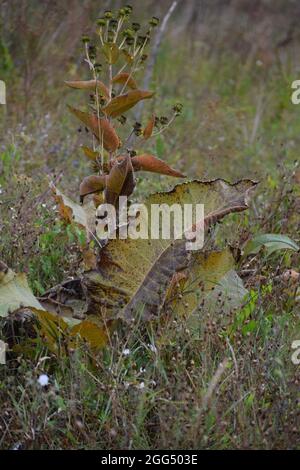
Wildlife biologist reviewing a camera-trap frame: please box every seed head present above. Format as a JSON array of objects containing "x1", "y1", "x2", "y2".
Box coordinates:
[
  {"x1": 104, "y1": 10, "x2": 113, "y2": 19},
  {"x1": 96, "y1": 18, "x2": 106, "y2": 27},
  {"x1": 132, "y1": 22, "x2": 141, "y2": 32},
  {"x1": 81, "y1": 35, "x2": 90, "y2": 44},
  {"x1": 149, "y1": 16, "x2": 159, "y2": 27}
]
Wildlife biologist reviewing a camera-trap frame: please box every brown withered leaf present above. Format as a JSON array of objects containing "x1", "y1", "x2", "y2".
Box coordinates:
[
  {"x1": 84, "y1": 179, "x2": 257, "y2": 321},
  {"x1": 143, "y1": 114, "x2": 155, "y2": 139},
  {"x1": 132, "y1": 154, "x2": 185, "y2": 178},
  {"x1": 68, "y1": 105, "x2": 120, "y2": 152},
  {"x1": 112, "y1": 72, "x2": 138, "y2": 90},
  {"x1": 65, "y1": 80, "x2": 109, "y2": 100},
  {"x1": 80, "y1": 175, "x2": 106, "y2": 202},
  {"x1": 102, "y1": 90, "x2": 154, "y2": 118},
  {"x1": 105, "y1": 154, "x2": 135, "y2": 205}
]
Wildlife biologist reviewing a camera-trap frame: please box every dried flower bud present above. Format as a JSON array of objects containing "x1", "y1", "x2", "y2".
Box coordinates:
[
  {"x1": 160, "y1": 116, "x2": 169, "y2": 126},
  {"x1": 118, "y1": 115, "x2": 127, "y2": 125},
  {"x1": 125, "y1": 36, "x2": 134, "y2": 46},
  {"x1": 88, "y1": 45, "x2": 96, "y2": 60},
  {"x1": 128, "y1": 149, "x2": 137, "y2": 157},
  {"x1": 109, "y1": 19, "x2": 118, "y2": 30},
  {"x1": 149, "y1": 16, "x2": 159, "y2": 27},
  {"x1": 137, "y1": 35, "x2": 146, "y2": 46},
  {"x1": 94, "y1": 63, "x2": 102, "y2": 73},
  {"x1": 173, "y1": 102, "x2": 183, "y2": 115},
  {"x1": 123, "y1": 29, "x2": 135, "y2": 38},
  {"x1": 104, "y1": 10, "x2": 113, "y2": 19},
  {"x1": 118, "y1": 8, "x2": 126, "y2": 17},
  {"x1": 133, "y1": 122, "x2": 142, "y2": 130},
  {"x1": 124, "y1": 5, "x2": 133, "y2": 15},
  {"x1": 132, "y1": 22, "x2": 141, "y2": 32},
  {"x1": 96, "y1": 18, "x2": 106, "y2": 27},
  {"x1": 81, "y1": 35, "x2": 90, "y2": 44}
]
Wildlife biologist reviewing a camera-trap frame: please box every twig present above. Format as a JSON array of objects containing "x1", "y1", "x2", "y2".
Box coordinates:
[{"x1": 135, "y1": 0, "x2": 180, "y2": 124}]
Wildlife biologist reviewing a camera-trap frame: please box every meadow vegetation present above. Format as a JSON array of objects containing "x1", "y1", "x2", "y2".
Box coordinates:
[{"x1": 0, "y1": 0, "x2": 299, "y2": 449}]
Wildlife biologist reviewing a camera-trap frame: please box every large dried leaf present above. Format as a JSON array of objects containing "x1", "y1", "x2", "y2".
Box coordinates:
[
  {"x1": 132, "y1": 154, "x2": 185, "y2": 178},
  {"x1": 102, "y1": 90, "x2": 154, "y2": 118},
  {"x1": 104, "y1": 154, "x2": 135, "y2": 205},
  {"x1": 51, "y1": 183, "x2": 96, "y2": 235},
  {"x1": 80, "y1": 175, "x2": 106, "y2": 202},
  {"x1": 68, "y1": 105, "x2": 120, "y2": 152},
  {"x1": 112, "y1": 72, "x2": 137, "y2": 90},
  {"x1": 65, "y1": 80, "x2": 109, "y2": 99},
  {"x1": 84, "y1": 179, "x2": 257, "y2": 321}
]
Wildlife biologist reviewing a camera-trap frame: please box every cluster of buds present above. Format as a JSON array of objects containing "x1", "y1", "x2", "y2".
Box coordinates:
[
  {"x1": 133, "y1": 121, "x2": 142, "y2": 136},
  {"x1": 81, "y1": 35, "x2": 90, "y2": 44},
  {"x1": 123, "y1": 28, "x2": 135, "y2": 46},
  {"x1": 149, "y1": 17, "x2": 159, "y2": 28},
  {"x1": 118, "y1": 115, "x2": 127, "y2": 125},
  {"x1": 88, "y1": 45, "x2": 96, "y2": 62},
  {"x1": 127, "y1": 149, "x2": 137, "y2": 157},
  {"x1": 173, "y1": 103, "x2": 183, "y2": 116},
  {"x1": 159, "y1": 116, "x2": 169, "y2": 126},
  {"x1": 118, "y1": 5, "x2": 133, "y2": 17}
]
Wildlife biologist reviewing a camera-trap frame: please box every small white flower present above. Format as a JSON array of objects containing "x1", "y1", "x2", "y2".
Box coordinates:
[
  {"x1": 139, "y1": 382, "x2": 145, "y2": 390},
  {"x1": 37, "y1": 374, "x2": 49, "y2": 387},
  {"x1": 149, "y1": 343, "x2": 157, "y2": 354},
  {"x1": 122, "y1": 348, "x2": 130, "y2": 356}
]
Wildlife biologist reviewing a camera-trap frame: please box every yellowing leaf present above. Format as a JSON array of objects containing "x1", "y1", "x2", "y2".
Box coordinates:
[
  {"x1": 112, "y1": 72, "x2": 138, "y2": 90},
  {"x1": 84, "y1": 179, "x2": 257, "y2": 321},
  {"x1": 102, "y1": 90, "x2": 154, "y2": 118},
  {"x1": 70, "y1": 321, "x2": 108, "y2": 349},
  {"x1": 132, "y1": 154, "x2": 185, "y2": 178},
  {"x1": 68, "y1": 105, "x2": 120, "y2": 152},
  {"x1": 65, "y1": 80, "x2": 109, "y2": 99},
  {"x1": 81, "y1": 146, "x2": 99, "y2": 161}
]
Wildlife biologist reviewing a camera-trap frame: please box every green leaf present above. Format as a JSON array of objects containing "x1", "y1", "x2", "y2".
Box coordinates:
[{"x1": 244, "y1": 233, "x2": 299, "y2": 256}]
